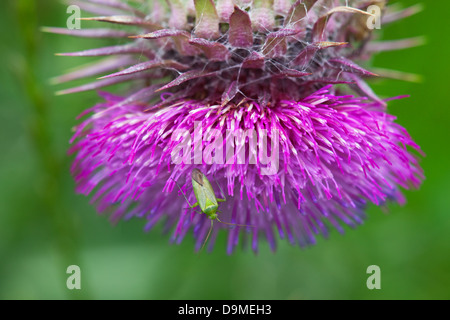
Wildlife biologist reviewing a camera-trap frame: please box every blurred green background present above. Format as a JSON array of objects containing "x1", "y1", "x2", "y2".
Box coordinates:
[{"x1": 0, "y1": 0, "x2": 448, "y2": 300}]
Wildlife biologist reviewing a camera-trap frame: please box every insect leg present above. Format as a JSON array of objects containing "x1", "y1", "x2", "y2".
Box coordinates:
[
  {"x1": 199, "y1": 219, "x2": 214, "y2": 255},
  {"x1": 171, "y1": 177, "x2": 197, "y2": 209},
  {"x1": 212, "y1": 174, "x2": 227, "y2": 201}
]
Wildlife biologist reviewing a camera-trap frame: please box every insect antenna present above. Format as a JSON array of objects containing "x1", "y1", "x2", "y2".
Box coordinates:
[{"x1": 216, "y1": 217, "x2": 255, "y2": 228}]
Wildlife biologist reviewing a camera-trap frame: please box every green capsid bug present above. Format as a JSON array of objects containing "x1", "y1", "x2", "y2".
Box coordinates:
[
  {"x1": 173, "y1": 168, "x2": 253, "y2": 252},
  {"x1": 190, "y1": 168, "x2": 226, "y2": 222}
]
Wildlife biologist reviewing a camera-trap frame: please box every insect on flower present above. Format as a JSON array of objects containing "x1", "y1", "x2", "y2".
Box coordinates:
[
  {"x1": 46, "y1": 0, "x2": 425, "y2": 253},
  {"x1": 173, "y1": 169, "x2": 254, "y2": 252}
]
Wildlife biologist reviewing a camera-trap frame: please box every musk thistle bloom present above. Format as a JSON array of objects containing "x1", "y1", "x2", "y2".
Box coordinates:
[{"x1": 47, "y1": 0, "x2": 424, "y2": 253}]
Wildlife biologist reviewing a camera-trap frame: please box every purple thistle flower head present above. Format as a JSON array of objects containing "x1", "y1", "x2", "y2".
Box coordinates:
[{"x1": 49, "y1": 0, "x2": 424, "y2": 253}]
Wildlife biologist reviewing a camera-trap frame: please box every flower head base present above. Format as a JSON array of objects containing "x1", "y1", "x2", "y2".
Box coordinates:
[{"x1": 49, "y1": 0, "x2": 424, "y2": 253}]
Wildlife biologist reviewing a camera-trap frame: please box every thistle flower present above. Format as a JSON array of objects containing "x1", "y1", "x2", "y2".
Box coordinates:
[{"x1": 47, "y1": 0, "x2": 424, "y2": 253}]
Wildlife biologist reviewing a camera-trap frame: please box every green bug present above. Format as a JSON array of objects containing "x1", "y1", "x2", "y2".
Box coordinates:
[
  {"x1": 173, "y1": 168, "x2": 251, "y2": 252},
  {"x1": 190, "y1": 168, "x2": 226, "y2": 221}
]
